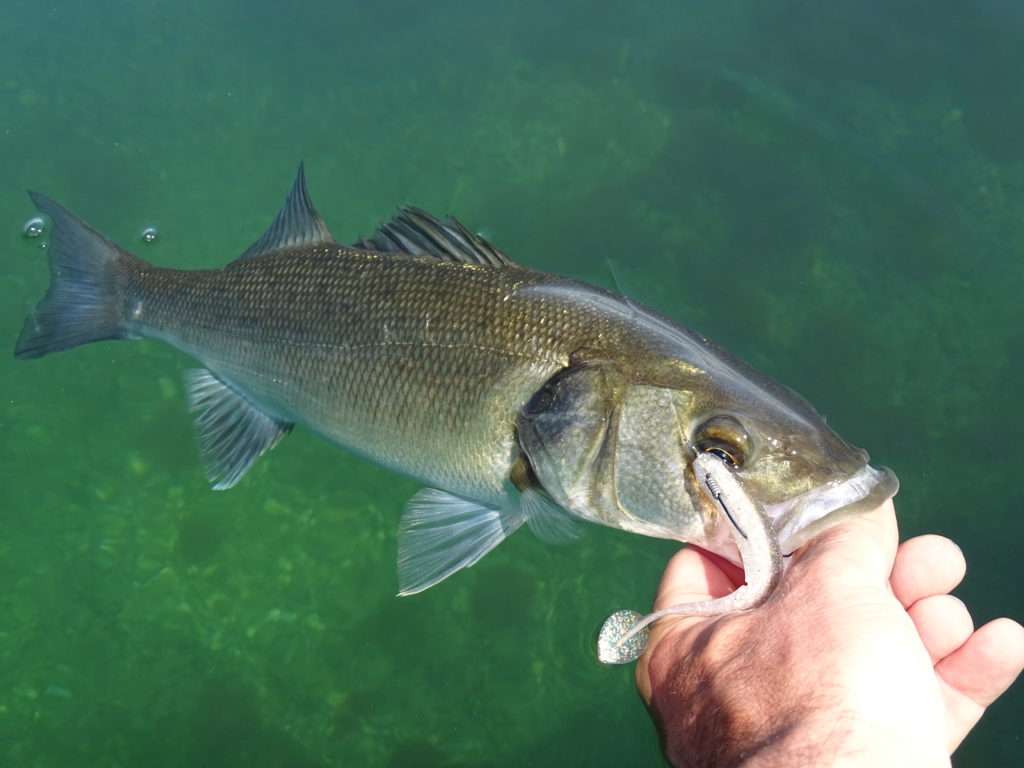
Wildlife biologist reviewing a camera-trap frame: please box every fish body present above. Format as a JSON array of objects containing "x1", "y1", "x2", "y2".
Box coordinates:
[
  {"x1": 15, "y1": 165, "x2": 897, "y2": 598},
  {"x1": 132, "y1": 247, "x2": 562, "y2": 507}
]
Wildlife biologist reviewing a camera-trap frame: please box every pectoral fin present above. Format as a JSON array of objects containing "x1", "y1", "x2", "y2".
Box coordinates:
[
  {"x1": 185, "y1": 369, "x2": 292, "y2": 490},
  {"x1": 521, "y1": 488, "x2": 583, "y2": 545},
  {"x1": 397, "y1": 488, "x2": 526, "y2": 596}
]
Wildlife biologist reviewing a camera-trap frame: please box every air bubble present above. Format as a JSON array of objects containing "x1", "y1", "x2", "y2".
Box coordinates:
[{"x1": 22, "y1": 216, "x2": 44, "y2": 238}]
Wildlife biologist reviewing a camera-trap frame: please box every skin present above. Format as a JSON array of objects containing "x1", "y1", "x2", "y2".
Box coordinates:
[{"x1": 636, "y1": 500, "x2": 1024, "y2": 767}]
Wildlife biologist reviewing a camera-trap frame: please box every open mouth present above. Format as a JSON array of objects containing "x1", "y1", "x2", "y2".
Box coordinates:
[{"x1": 768, "y1": 464, "x2": 900, "y2": 555}]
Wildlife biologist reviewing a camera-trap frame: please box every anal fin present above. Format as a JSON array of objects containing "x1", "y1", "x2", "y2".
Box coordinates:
[
  {"x1": 185, "y1": 369, "x2": 293, "y2": 490},
  {"x1": 397, "y1": 488, "x2": 525, "y2": 596}
]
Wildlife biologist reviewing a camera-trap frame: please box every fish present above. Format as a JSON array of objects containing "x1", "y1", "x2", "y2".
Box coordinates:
[{"x1": 14, "y1": 164, "x2": 898, "y2": 608}]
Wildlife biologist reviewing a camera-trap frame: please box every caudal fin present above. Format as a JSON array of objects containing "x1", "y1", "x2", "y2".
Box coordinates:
[{"x1": 15, "y1": 192, "x2": 141, "y2": 359}]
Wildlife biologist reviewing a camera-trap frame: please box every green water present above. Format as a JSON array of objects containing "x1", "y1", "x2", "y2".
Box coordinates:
[{"x1": 2, "y1": 1, "x2": 1022, "y2": 765}]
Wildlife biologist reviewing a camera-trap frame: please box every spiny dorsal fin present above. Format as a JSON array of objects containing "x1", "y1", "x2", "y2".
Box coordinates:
[
  {"x1": 236, "y1": 162, "x2": 335, "y2": 261},
  {"x1": 356, "y1": 207, "x2": 515, "y2": 268}
]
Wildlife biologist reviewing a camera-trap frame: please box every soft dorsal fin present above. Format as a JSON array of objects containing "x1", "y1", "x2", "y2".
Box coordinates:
[
  {"x1": 236, "y1": 162, "x2": 335, "y2": 261},
  {"x1": 356, "y1": 207, "x2": 516, "y2": 268}
]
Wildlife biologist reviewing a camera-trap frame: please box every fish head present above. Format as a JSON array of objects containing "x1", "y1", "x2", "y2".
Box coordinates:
[
  {"x1": 687, "y1": 392, "x2": 899, "y2": 562},
  {"x1": 517, "y1": 351, "x2": 897, "y2": 564}
]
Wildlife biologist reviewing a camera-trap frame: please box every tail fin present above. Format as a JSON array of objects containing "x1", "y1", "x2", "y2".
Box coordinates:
[{"x1": 15, "y1": 192, "x2": 140, "y2": 359}]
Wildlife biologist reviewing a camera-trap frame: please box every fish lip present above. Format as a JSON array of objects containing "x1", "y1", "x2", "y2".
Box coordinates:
[{"x1": 768, "y1": 464, "x2": 900, "y2": 555}]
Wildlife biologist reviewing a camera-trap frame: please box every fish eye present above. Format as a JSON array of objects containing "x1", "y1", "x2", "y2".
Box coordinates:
[
  {"x1": 693, "y1": 415, "x2": 751, "y2": 468},
  {"x1": 703, "y1": 445, "x2": 738, "y2": 467}
]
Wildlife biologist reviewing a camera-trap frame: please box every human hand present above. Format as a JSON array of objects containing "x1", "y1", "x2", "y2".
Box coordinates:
[{"x1": 635, "y1": 500, "x2": 1024, "y2": 767}]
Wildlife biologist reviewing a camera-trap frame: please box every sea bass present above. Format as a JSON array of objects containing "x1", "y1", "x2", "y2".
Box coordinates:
[{"x1": 14, "y1": 165, "x2": 897, "y2": 609}]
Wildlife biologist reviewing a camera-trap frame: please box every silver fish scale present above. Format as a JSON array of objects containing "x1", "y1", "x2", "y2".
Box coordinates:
[{"x1": 124, "y1": 246, "x2": 653, "y2": 505}]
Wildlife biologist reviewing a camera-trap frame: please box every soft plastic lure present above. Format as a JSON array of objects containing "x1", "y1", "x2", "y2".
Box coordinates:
[{"x1": 597, "y1": 452, "x2": 783, "y2": 664}]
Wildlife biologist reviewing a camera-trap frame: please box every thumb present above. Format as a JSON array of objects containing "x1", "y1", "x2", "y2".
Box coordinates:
[
  {"x1": 636, "y1": 546, "x2": 741, "y2": 701},
  {"x1": 792, "y1": 498, "x2": 900, "y2": 585},
  {"x1": 652, "y1": 546, "x2": 744, "y2": 612}
]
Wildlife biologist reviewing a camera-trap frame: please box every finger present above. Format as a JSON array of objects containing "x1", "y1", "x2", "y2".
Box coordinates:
[
  {"x1": 936, "y1": 617, "x2": 1024, "y2": 707},
  {"x1": 799, "y1": 499, "x2": 899, "y2": 582},
  {"x1": 891, "y1": 535, "x2": 966, "y2": 608},
  {"x1": 637, "y1": 547, "x2": 738, "y2": 702},
  {"x1": 690, "y1": 545, "x2": 746, "y2": 588},
  {"x1": 653, "y1": 546, "x2": 738, "y2": 612},
  {"x1": 936, "y1": 618, "x2": 1024, "y2": 751},
  {"x1": 907, "y1": 593, "x2": 973, "y2": 664}
]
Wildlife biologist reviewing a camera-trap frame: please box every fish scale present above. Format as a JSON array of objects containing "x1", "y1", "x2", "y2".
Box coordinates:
[{"x1": 129, "y1": 248, "x2": 599, "y2": 503}]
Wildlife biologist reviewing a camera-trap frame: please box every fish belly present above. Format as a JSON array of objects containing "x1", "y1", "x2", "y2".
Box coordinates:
[{"x1": 203, "y1": 338, "x2": 555, "y2": 505}]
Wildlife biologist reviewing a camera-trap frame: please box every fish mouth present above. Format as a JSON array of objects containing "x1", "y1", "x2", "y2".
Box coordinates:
[{"x1": 768, "y1": 464, "x2": 900, "y2": 555}]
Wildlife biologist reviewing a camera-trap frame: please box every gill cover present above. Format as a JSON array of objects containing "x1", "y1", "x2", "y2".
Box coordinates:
[
  {"x1": 612, "y1": 386, "x2": 696, "y2": 538},
  {"x1": 518, "y1": 364, "x2": 699, "y2": 539},
  {"x1": 517, "y1": 364, "x2": 619, "y2": 516}
]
